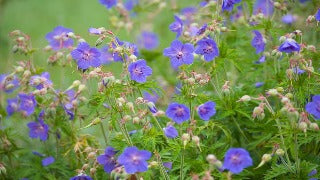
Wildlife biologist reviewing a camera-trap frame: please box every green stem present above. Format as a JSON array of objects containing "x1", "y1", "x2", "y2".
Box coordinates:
[
  {"x1": 100, "y1": 122, "x2": 108, "y2": 146},
  {"x1": 180, "y1": 147, "x2": 185, "y2": 180}
]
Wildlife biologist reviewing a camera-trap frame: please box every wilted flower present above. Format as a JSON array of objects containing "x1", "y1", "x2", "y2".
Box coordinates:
[
  {"x1": 163, "y1": 40, "x2": 194, "y2": 69},
  {"x1": 169, "y1": 16, "x2": 183, "y2": 38},
  {"x1": 163, "y1": 125, "x2": 178, "y2": 138},
  {"x1": 195, "y1": 37, "x2": 219, "y2": 61},
  {"x1": 128, "y1": 59, "x2": 152, "y2": 83},
  {"x1": 97, "y1": 146, "x2": 119, "y2": 173},
  {"x1": 42, "y1": 156, "x2": 55, "y2": 166},
  {"x1": 71, "y1": 42, "x2": 101, "y2": 70},
  {"x1": 45, "y1": 26, "x2": 73, "y2": 51},
  {"x1": 306, "y1": 95, "x2": 320, "y2": 119},
  {"x1": 251, "y1": 30, "x2": 265, "y2": 54},
  {"x1": 223, "y1": 148, "x2": 253, "y2": 174},
  {"x1": 166, "y1": 103, "x2": 190, "y2": 124},
  {"x1": 197, "y1": 101, "x2": 216, "y2": 121},
  {"x1": 278, "y1": 39, "x2": 300, "y2": 53},
  {"x1": 117, "y1": 146, "x2": 151, "y2": 174}
]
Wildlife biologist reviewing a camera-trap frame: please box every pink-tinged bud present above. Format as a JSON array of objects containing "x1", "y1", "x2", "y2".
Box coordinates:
[
  {"x1": 23, "y1": 70, "x2": 31, "y2": 78},
  {"x1": 132, "y1": 117, "x2": 140, "y2": 124},
  {"x1": 123, "y1": 115, "x2": 131, "y2": 122},
  {"x1": 82, "y1": 164, "x2": 89, "y2": 170},
  {"x1": 187, "y1": 78, "x2": 195, "y2": 85},
  {"x1": 181, "y1": 133, "x2": 190, "y2": 148},
  {"x1": 281, "y1": 97, "x2": 290, "y2": 104},
  {"x1": 256, "y1": 154, "x2": 272, "y2": 168},
  {"x1": 126, "y1": 102, "x2": 135, "y2": 113},
  {"x1": 267, "y1": 89, "x2": 278, "y2": 96},
  {"x1": 135, "y1": 97, "x2": 144, "y2": 104},
  {"x1": 310, "y1": 123, "x2": 319, "y2": 131},
  {"x1": 195, "y1": 74, "x2": 202, "y2": 81},
  {"x1": 87, "y1": 152, "x2": 96, "y2": 159},
  {"x1": 90, "y1": 168, "x2": 96, "y2": 175},
  {"x1": 154, "y1": 110, "x2": 165, "y2": 117},
  {"x1": 192, "y1": 136, "x2": 200, "y2": 145},
  {"x1": 307, "y1": 45, "x2": 316, "y2": 52}
]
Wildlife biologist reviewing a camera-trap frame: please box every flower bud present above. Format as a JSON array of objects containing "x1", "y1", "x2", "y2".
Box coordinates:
[
  {"x1": 279, "y1": 36, "x2": 286, "y2": 43},
  {"x1": 82, "y1": 164, "x2": 89, "y2": 170},
  {"x1": 72, "y1": 80, "x2": 81, "y2": 87},
  {"x1": 123, "y1": 115, "x2": 131, "y2": 122},
  {"x1": 92, "y1": 118, "x2": 101, "y2": 125},
  {"x1": 132, "y1": 117, "x2": 140, "y2": 124},
  {"x1": 126, "y1": 102, "x2": 135, "y2": 113},
  {"x1": 275, "y1": 149, "x2": 285, "y2": 156},
  {"x1": 181, "y1": 133, "x2": 190, "y2": 148},
  {"x1": 87, "y1": 152, "x2": 96, "y2": 159},
  {"x1": 276, "y1": 87, "x2": 284, "y2": 93},
  {"x1": 90, "y1": 168, "x2": 96, "y2": 175},
  {"x1": 281, "y1": 97, "x2": 290, "y2": 104},
  {"x1": 298, "y1": 122, "x2": 308, "y2": 132},
  {"x1": 187, "y1": 78, "x2": 195, "y2": 85},
  {"x1": 310, "y1": 123, "x2": 319, "y2": 131},
  {"x1": 78, "y1": 84, "x2": 86, "y2": 92},
  {"x1": 273, "y1": 2, "x2": 281, "y2": 8},
  {"x1": 220, "y1": 27, "x2": 227, "y2": 32},
  {"x1": 147, "y1": 102, "x2": 158, "y2": 113},
  {"x1": 238, "y1": 95, "x2": 251, "y2": 102},
  {"x1": 15, "y1": 66, "x2": 24, "y2": 73},
  {"x1": 206, "y1": 154, "x2": 217, "y2": 164},
  {"x1": 256, "y1": 154, "x2": 272, "y2": 168},
  {"x1": 149, "y1": 161, "x2": 158, "y2": 167},
  {"x1": 285, "y1": 93, "x2": 293, "y2": 99},
  {"x1": 267, "y1": 89, "x2": 278, "y2": 96},
  {"x1": 192, "y1": 136, "x2": 200, "y2": 146},
  {"x1": 129, "y1": 54, "x2": 137, "y2": 62},
  {"x1": 117, "y1": 97, "x2": 126, "y2": 105},
  {"x1": 23, "y1": 70, "x2": 31, "y2": 78}
]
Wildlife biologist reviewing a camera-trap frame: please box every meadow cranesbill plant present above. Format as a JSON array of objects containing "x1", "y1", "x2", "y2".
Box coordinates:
[{"x1": 1, "y1": 0, "x2": 320, "y2": 179}]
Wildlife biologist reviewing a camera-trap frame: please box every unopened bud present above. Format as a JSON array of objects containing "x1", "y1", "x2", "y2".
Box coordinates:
[
  {"x1": 129, "y1": 55, "x2": 137, "y2": 62},
  {"x1": 87, "y1": 152, "x2": 96, "y2": 159},
  {"x1": 220, "y1": 27, "x2": 227, "y2": 32},
  {"x1": 206, "y1": 154, "x2": 217, "y2": 164},
  {"x1": 78, "y1": 84, "x2": 86, "y2": 92},
  {"x1": 72, "y1": 80, "x2": 81, "y2": 87},
  {"x1": 310, "y1": 123, "x2": 319, "y2": 131},
  {"x1": 187, "y1": 78, "x2": 195, "y2": 85},
  {"x1": 267, "y1": 89, "x2": 278, "y2": 96},
  {"x1": 281, "y1": 97, "x2": 290, "y2": 104},
  {"x1": 23, "y1": 70, "x2": 31, "y2": 78},
  {"x1": 92, "y1": 118, "x2": 101, "y2": 125},
  {"x1": 192, "y1": 136, "x2": 200, "y2": 145},
  {"x1": 256, "y1": 154, "x2": 272, "y2": 168},
  {"x1": 298, "y1": 122, "x2": 308, "y2": 132},
  {"x1": 275, "y1": 149, "x2": 285, "y2": 156},
  {"x1": 82, "y1": 164, "x2": 89, "y2": 170},
  {"x1": 239, "y1": 95, "x2": 251, "y2": 102},
  {"x1": 123, "y1": 115, "x2": 131, "y2": 121},
  {"x1": 132, "y1": 117, "x2": 140, "y2": 124},
  {"x1": 90, "y1": 168, "x2": 96, "y2": 175},
  {"x1": 181, "y1": 133, "x2": 190, "y2": 147},
  {"x1": 273, "y1": 2, "x2": 281, "y2": 8},
  {"x1": 15, "y1": 66, "x2": 24, "y2": 73},
  {"x1": 149, "y1": 161, "x2": 158, "y2": 167}
]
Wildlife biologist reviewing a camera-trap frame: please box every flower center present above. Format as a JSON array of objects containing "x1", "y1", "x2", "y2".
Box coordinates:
[
  {"x1": 175, "y1": 107, "x2": 185, "y2": 117},
  {"x1": 176, "y1": 51, "x2": 184, "y2": 59},
  {"x1": 204, "y1": 46, "x2": 213, "y2": 54},
  {"x1": 82, "y1": 52, "x2": 92, "y2": 61},
  {"x1": 134, "y1": 67, "x2": 143, "y2": 75},
  {"x1": 231, "y1": 154, "x2": 241, "y2": 164}
]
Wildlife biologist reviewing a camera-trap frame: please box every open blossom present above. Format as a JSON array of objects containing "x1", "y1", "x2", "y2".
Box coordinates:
[
  {"x1": 19, "y1": 93, "x2": 37, "y2": 116},
  {"x1": 306, "y1": 95, "x2": 320, "y2": 119},
  {"x1": 143, "y1": 90, "x2": 159, "y2": 103},
  {"x1": 316, "y1": 8, "x2": 320, "y2": 22},
  {"x1": 255, "y1": 55, "x2": 266, "y2": 64},
  {"x1": 42, "y1": 156, "x2": 55, "y2": 166},
  {"x1": 163, "y1": 40, "x2": 194, "y2": 69},
  {"x1": 251, "y1": 30, "x2": 265, "y2": 54},
  {"x1": 166, "y1": 102, "x2": 190, "y2": 124},
  {"x1": 282, "y1": 14, "x2": 296, "y2": 24},
  {"x1": 112, "y1": 39, "x2": 139, "y2": 62},
  {"x1": 6, "y1": 98, "x2": 19, "y2": 116},
  {"x1": 88, "y1": 27, "x2": 103, "y2": 35},
  {"x1": 197, "y1": 101, "x2": 216, "y2": 121},
  {"x1": 195, "y1": 37, "x2": 219, "y2": 61},
  {"x1": 30, "y1": 72, "x2": 53, "y2": 90},
  {"x1": 70, "y1": 174, "x2": 93, "y2": 180},
  {"x1": 163, "y1": 125, "x2": 178, "y2": 138},
  {"x1": 278, "y1": 38, "x2": 300, "y2": 53},
  {"x1": 97, "y1": 146, "x2": 119, "y2": 173},
  {"x1": 27, "y1": 111, "x2": 49, "y2": 141},
  {"x1": 222, "y1": 0, "x2": 241, "y2": 12},
  {"x1": 99, "y1": 0, "x2": 117, "y2": 9},
  {"x1": 0, "y1": 74, "x2": 19, "y2": 93},
  {"x1": 71, "y1": 42, "x2": 101, "y2": 70},
  {"x1": 45, "y1": 26, "x2": 73, "y2": 51},
  {"x1": 253, "y1": 0, "x2": 273, "y2": 16},
  {"x1": 128, "y1": 60, "x2": 152, "y2": 83},
  {"x1": 137, "y1": 31, "x2": 159, "y2": 50},
  {"x1": 99, "y1": 46, "x2": 113, "y2": 65},
  {"x1": 62, "y1": 89, "x2": 77, "y2": 120},
  {"x1": 118, "y1": 146, "x2": 151, "y2": 174},
  {"x1": 223, "y1": 148, "x2": 253, "y2": 174},
  {"x1": 169, "y1": 16, "x2": 183, "y2": 38}
]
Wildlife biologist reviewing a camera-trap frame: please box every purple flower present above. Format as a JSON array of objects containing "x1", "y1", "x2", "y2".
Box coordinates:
[
  {"x1": 143, "y1": 91, "x2": 159, "y2": 104},
  {"x1": 27, "y1": 112, "x2": 49, "y2": 141},
  {"x1": 255, "y1": 82, "x2": 264, "y2": 88},
  {"x1": 197, "y1": 24, "x2": 207, "y2": 36},
  {"x1": 308, "y1": 169, "x2": 317, "y2": 176},
  {"x1": 0, "y1": 74, "x2": 19, "y2": 93},
  {"x1": 42, "y1": 156, "x2": 55, "y2": 166},
  {"x1": 169, "y1": 16, "x2": 183, "y2": 38},
  {"x1": 97, "y1": 146, "x2": 119, "y2": 173},
  {"x1": 195, "y1": 37, "x2": 219, "y2": 61},
  {"x1": 251, "y1": 30, "x2": 265, "y2": 54},
  {"x1": 19, "y1": 93, "x2": 36, "y2": 116},
  {"x1": 124, "y1": 0, "x2": 138, "y2": 11},
  {"x1": 282, "y1": 14, "x2": 296, "y2": 24},
  {"x1": 99, "y1": 0, "x2": 117, "y2": 9},
  {"x1": 62, "y1": 89, "x2": 77, "y2": 120},
  {"x1": 32, "y1": 151, "x2": 45, "y2": 157},
  {"x1": 181, "y1": 7, "x2": 197, "y2": 25},
  {"x1": 163, "y1": 125, "x2": 178, "y2": 138},
  {"x1": 255, "y1": 55, "x2": 266, "y2": 64},
  {"x1": 253, "y1": 0, "x2": 274, "y2": 16},
  {"x1": 99, "y1": 46, "x2": 113, "y2": 64},
  {"x1": 223, "y1": 148, "x2": 252, "y2": 174},
  {"x1": 71, "y1": 42, "x2": 101, "y2": 70},
  {"x1": 118, "y1": 146, "x2": 151, "y2": 174},
  {"x1": 112, "y1": 40, "x2": 139, "y2": 62},
  {"x1": 278, "y1": 39, "x2": 300, "y2": 53},
  {"x1": 45, "y1": 26, "x2": 73, "y2": 51},
  {"x1": 128, "y1": 60, "x2": 152, "y2": 83},
  {"x1": 166, "y1": 103, "x2": 190, "y2": 124},
  {"x1": 222, "y1": 0, "x2": 241, "y2": 12},
  {"x1": 197, "y1": 101, "x2": 216, "y2": 121},
  {"x1": 163, "y1": 40, "x2": 194, "y2": 69},
  {"x1": 163, "y1": 162, "x2": 173, "y2": 170},
  {"x1": 6, "y1": 98, "x2": 19, "y2": 116},
  {"x1": 306, "y1": 95, "x2": 320, "y2": 119},
  {"x1": 316, "y1": 8, "x2": 320, "y2": 22},
  {"x1": 147, "y1": 102, "x2": 158, "y2": 113},
  {"x1": 88, "y1": 27, "x2": 102, "y2": 35},
  {"x1": 137, "y1": 31, "x2": 159, "y2": 50},
  {"x1": 70, "y1": 174, "x2": 93, "y2": 180},
  {"x1": 30, "y1": 72, "x2": 53, "y2": 90}
]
